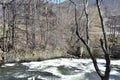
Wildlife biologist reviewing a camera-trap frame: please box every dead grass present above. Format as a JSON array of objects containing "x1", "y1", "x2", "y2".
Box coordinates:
[{"x1": 2, "y1": 49, "x2": 66, "y2": 63}]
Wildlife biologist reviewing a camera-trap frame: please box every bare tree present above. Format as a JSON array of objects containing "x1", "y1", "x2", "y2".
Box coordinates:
[
  {"x1": 69, "y1": 0, "x2": 111, "y2": 80},
  {"x1": 96, "y1": 0, "x2": 111, "y2": 79},
  {"x1": 2, "y1": 3, "x2": 6, "y2": 51},
  {"x1": 24, "y1": 4, "x2": 29, "y2": 46}
]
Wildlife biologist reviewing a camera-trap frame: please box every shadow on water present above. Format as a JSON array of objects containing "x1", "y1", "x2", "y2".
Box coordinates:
[
  {"x1": 0, "y1": 63, "x2": 28, "y2": 80},
  {"x1": 110, "y1": 75, "x2": 120, "y2": 80}
]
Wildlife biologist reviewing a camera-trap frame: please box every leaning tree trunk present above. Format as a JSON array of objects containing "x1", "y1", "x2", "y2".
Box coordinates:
[{"x1": 69, "y1": 0, "x2": 111, "y2": 80}]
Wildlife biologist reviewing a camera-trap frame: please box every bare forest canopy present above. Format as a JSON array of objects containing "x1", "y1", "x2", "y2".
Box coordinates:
[{"x1": 0, "y1": 0, "x2": 119, "y2": 58}]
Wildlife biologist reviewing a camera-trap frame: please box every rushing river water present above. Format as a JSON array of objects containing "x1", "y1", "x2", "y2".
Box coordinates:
[{"x1": 0, "y1": 58, "x2": 120, "y2": 80}]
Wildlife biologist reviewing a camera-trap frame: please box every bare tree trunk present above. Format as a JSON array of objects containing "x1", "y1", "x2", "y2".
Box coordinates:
[
  {"x1": 96, "y1": 0, "x2": 111, "y2": 79},
  {"x1": 25, "y1": 5, "x2": 29, "y2": 45},
  {"x1": 45, "y1": 3, "x2": 49, "y2": 47},
  {"x1": 2, "y1": 3, "x2": 6, "y2": 52},
  {"x1": 31, "y1": 0, "x2": 36, "y2": 49},
  {"x1": 83, "y1": 0, "x2": 89, "y2": 45},
  {"x1": 11, "y1": 1, "x2": 16, "y2": 50}
]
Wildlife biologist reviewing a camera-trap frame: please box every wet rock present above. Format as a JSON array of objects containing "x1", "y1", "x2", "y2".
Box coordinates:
[
  {"x1": 0, "y1": 56, "x2": 2, "y2": 61},
  {"x1": 85, "y1": 72, "x2": 101, "y2": 80}
]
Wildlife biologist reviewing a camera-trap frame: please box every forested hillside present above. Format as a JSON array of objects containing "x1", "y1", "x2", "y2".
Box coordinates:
[{"x1": 0, "y1": 0, "x2": 119, "y2": 62}]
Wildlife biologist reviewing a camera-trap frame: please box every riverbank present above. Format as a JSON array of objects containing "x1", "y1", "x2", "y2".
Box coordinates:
[
  {"x1": 0, "y1": 48, "x2": 120, "y2": 65},
  {"x1": 0, "y1": 49, "x2": 74, "y2": 64}
]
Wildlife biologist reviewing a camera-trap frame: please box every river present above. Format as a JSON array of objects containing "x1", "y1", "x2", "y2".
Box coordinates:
[{"x1": 0, "y1": 58, "x2": 120, "y2": 80}]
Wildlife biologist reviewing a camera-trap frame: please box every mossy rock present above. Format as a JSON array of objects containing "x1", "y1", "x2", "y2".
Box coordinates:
[{"x1": 111, "y1": 65, "x2": 120, "y2": 69}]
